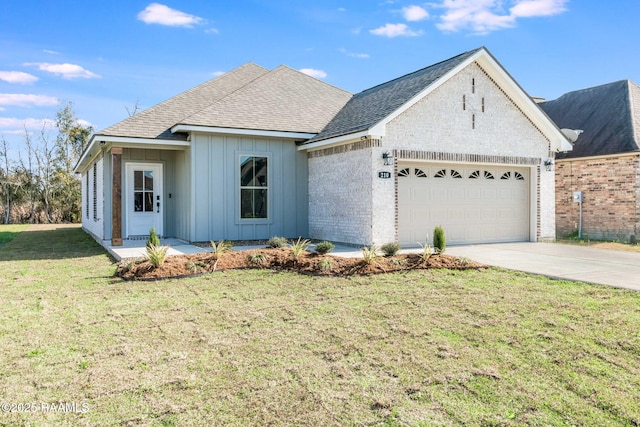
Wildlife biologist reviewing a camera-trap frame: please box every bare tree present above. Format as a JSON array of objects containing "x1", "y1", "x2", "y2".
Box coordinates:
[
  {"x1": 0, "y1": 136, "x2": 13, "y2": 223},
  {"x1": 34, "y1": 124, "x2": 57, "y2": 223},
  {"x1": 125, "y1": 99, "x2": 141, "y2": 117}
]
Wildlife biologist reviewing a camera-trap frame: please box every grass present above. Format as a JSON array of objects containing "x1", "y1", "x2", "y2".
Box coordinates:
[
  {"x1": 1, "y1": 225, "x2": 639, "y2": 426},
  {"x1": 0, "y1": 223, "x2": 29, "y2": 246}
]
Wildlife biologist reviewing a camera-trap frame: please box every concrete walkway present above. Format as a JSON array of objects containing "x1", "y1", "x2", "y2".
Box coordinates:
[
  {"x1": 105, "y1": 239, "x2": 640, "y2": 291},
  {"x1": 446, "y1": 242, "x2": 640, "y2": 291}
]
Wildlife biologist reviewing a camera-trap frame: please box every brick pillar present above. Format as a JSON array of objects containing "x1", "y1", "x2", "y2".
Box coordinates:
[{"x1": 111, "y1": 147, "x2": 123, "y2": 246}]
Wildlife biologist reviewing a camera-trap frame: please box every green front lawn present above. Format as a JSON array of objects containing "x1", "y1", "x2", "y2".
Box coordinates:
[
  {"x1": 0, "y1": 224, "x2": 29, "y2": 246},
  {"x1": 0, "y1": 225, "x2": 638, "y2": 426}
]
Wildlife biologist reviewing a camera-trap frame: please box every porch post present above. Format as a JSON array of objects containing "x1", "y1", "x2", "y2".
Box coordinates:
[{"x1": 111, "y1": 147, "x2": 123, "y2": 246}]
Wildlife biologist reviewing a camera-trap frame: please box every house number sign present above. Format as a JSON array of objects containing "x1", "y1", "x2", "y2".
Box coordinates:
[{"x1": 378, "y1": 171, "x2": 392, "y2": 179}]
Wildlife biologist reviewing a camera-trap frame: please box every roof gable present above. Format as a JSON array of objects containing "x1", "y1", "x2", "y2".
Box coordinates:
[
  {"x1": 98, "y1": 62, "x2": 269, "y2": 140},
  {"x1": 179, "y1": 65, "x2": 352, "y2": 134},
  {"x1": 541, "y1": 80, "x2": 640, "y2": 158},
  {"x1": 306, "y1": 48, "x2": 482, "y2": 143},
  {"x1": 304, "y1": 47, "x2": 570, "y2": 151}
]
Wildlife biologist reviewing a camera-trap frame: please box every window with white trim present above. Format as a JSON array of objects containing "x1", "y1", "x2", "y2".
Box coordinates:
[{"x1": 240, "y1": 156, "x2": 268, "y2": 219}]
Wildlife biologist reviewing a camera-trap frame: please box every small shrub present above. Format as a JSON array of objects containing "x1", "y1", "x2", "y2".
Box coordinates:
[
  {"x1": 380, "y1": 242, "x2": 401, "y2": 257},
  {"x1": 390, "y1": 257, "x2": 406, "y2": 267},
  {"x1": 247, "y1": 252, "x2": 268, "y2": 266},
  {"x1": 146, "y1": 244, "x2": 169, "y2": 268},
  {"x1": 417, "y1": 239, "x2": 433, "y2": 262},
  {"x1": 186, "y1": 261, "x2": 206, "y2": 273},
  {"x1": 361, "y1": 245, "x2": 380, "y2": 265},
  {"x1": 146, "y1": 227, "x2": 161, "y2": 249},
  {"x1": 290, "y1": 237, "x2": 311, "y2": 262},
  {"x1": 210, "y1": 240, "x2": 233, "y2": 270},
  {"x1": 318, "y1": 258, "x2": 333, "y2": 271},
  {"x1": 433, "y1": 226, "x2": 446, "y2": 253},
  {"x1": 211, "y1": 240, "x2": 233, "y2": 257},
  {"x1": 267, "y1": 236, "x2": 289, "y2": 248},
  {"x1": 120, "y1": 261, "x2": 137, "y2": 273},
  {"x1": 315, "y1": 241, "x2": 335, "y2": 255}
]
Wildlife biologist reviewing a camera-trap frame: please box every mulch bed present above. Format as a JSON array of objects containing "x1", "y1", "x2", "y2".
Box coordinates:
[{"x1": 117, "y1": 248, "x2": 485, "y2": 280}]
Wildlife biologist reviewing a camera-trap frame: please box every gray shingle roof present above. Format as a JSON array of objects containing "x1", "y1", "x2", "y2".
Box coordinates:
[
  {"x1": 179, "y1": 65, "x2": 352, "y2": 134},
  {"x1": 540, "y1": 80, "x2": 640, "y2": 158},
  {"x1": 98, "y1": 62, "x2": 269, "y2": 140},
  {"x1": 304, "y1": 47, "x2": 483, "y2": 144}
]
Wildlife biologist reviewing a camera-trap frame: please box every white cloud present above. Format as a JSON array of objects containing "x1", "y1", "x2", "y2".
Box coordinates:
[
  {"x1": 510, "y1": 0, "x2": 568, "y2": 17},
  {"x1": 77, "y1": 119, "x2": 93, "y2": 128},
  {"x1": 205, "y1": 27, "x2": 219, "y2": 34},
  {"x1": 42, "y1": 49, "x2": 59, "y2": 55},
  {"x1": 370, "y1": 23, "x2": 422, "y2": 37},
  {"x1": 339, "y1": 48, "x2": 370, "y2": 59},
  {"x1": 299, "y1": 68, "x2": 328, "y2": 79},
  {"x1": 25, "y1": 62, "x2": 100, "y2": 79},
  {"x1": 338, "y1": 7, "x2": 347, "y2": 12},
  {"x1": 0, "y1": 71, "x2": 38, "y2": 84},
  {"x1": 403, "y1": 5, "x2": 429, "y2": 21},
  {"x1": 211, "y1": 71, "x2": 225, "y2": 77},
  {"x1": 0, "y1": 94, "x2": 58, "y2": 107},
  {"x1": 137, "y1": 3, "x2": 204, "y2": 27},
  {"x1": 433, "y1": 0, "x2": 569, "y2": 34},
  {"x1": 0, "y1": 117, "x2": 56, "y2": 130}
]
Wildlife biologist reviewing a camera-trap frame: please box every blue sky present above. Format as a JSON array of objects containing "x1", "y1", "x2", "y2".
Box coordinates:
[{"x1": 1, "y1": 0, "x2": 639, "y2": 154}]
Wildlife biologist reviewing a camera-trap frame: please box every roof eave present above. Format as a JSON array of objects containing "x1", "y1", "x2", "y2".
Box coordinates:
[
  {"x1": 297, "y1": 130, "x2": 378, "y2": 151},
  {"x1": 171, "y1": 124, "x2": 316, "y2": 141},
  {"x1": 73, "y1": 134, "x2": 190, "y2": 174}
]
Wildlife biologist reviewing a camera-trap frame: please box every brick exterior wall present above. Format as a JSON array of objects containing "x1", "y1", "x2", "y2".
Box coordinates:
[
  {"x1": 307, "y1": 61, "x2": 557, "y2": 245},
  {"x1": 555, "y1": 154, "x2": 640, "y2": 241},
  {"x1": 308, "y1": 142, "x2": 376, "y2": 245},
  {"x1": 385, "y1": 61, "x2": 555, "y2": 241}
]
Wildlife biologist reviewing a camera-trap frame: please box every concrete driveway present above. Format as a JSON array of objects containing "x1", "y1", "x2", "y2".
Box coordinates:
[{"x1": 446, "y1": 242, "x2": 640, "y2": 291}]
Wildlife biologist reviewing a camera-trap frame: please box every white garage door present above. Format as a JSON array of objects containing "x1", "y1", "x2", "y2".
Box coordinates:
[{"x1": 398, "y1": 163, "x2": 530, "y2": 246}]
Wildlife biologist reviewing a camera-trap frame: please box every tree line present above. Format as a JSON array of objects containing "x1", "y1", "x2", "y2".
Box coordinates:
[{"x1": 0, "y1": 102, "x2": 92, "y2": 224}]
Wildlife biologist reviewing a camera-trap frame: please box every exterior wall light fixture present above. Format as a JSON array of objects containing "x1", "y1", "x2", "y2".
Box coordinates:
[
  {"x1": 544, "y1": 159, "x2": 554, "y2": 171},
  {"x1": 382, "y1": 152, "x2": 394, "y2": 166}
]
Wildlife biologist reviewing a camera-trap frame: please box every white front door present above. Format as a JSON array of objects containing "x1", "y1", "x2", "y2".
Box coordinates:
[{"x1": 126, "y1": 163, "x2": 163, "y2": 237}]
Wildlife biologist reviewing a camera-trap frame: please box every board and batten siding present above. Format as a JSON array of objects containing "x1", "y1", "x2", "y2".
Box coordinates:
[
  {"x1": 189, "y1": 133, "x2": 308, "y2": 242},
  {"x1": 105, "y1": 148, "x2": 184, "y2": 240}
]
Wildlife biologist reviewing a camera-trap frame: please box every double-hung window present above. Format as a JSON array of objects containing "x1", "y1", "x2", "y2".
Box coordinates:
[{"x1": 239, "y1": 156, "x2": 268, "y2": 219}]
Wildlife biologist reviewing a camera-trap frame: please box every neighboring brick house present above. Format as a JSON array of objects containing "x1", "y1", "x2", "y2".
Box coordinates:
[
  {"x1": 540, "y1": 80, "x2": 640, "y2": 242},
  {"x1": 75, "y1": 47, "x2": 571, "y2": 248}
]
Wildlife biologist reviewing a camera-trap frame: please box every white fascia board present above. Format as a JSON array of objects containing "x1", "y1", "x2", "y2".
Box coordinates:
[
  {"x1": 74, "y1": 135, "x2": 190, "y2": 173},
  {"x1": 297, "y1": 130, "x2": 373, "y2": 151},
  {"x1": 94, "y1": 135, "x2": 190, "y2": 147},
  {"x1": 171, "y1": 124, "x2": 316, "y2": 140}
]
